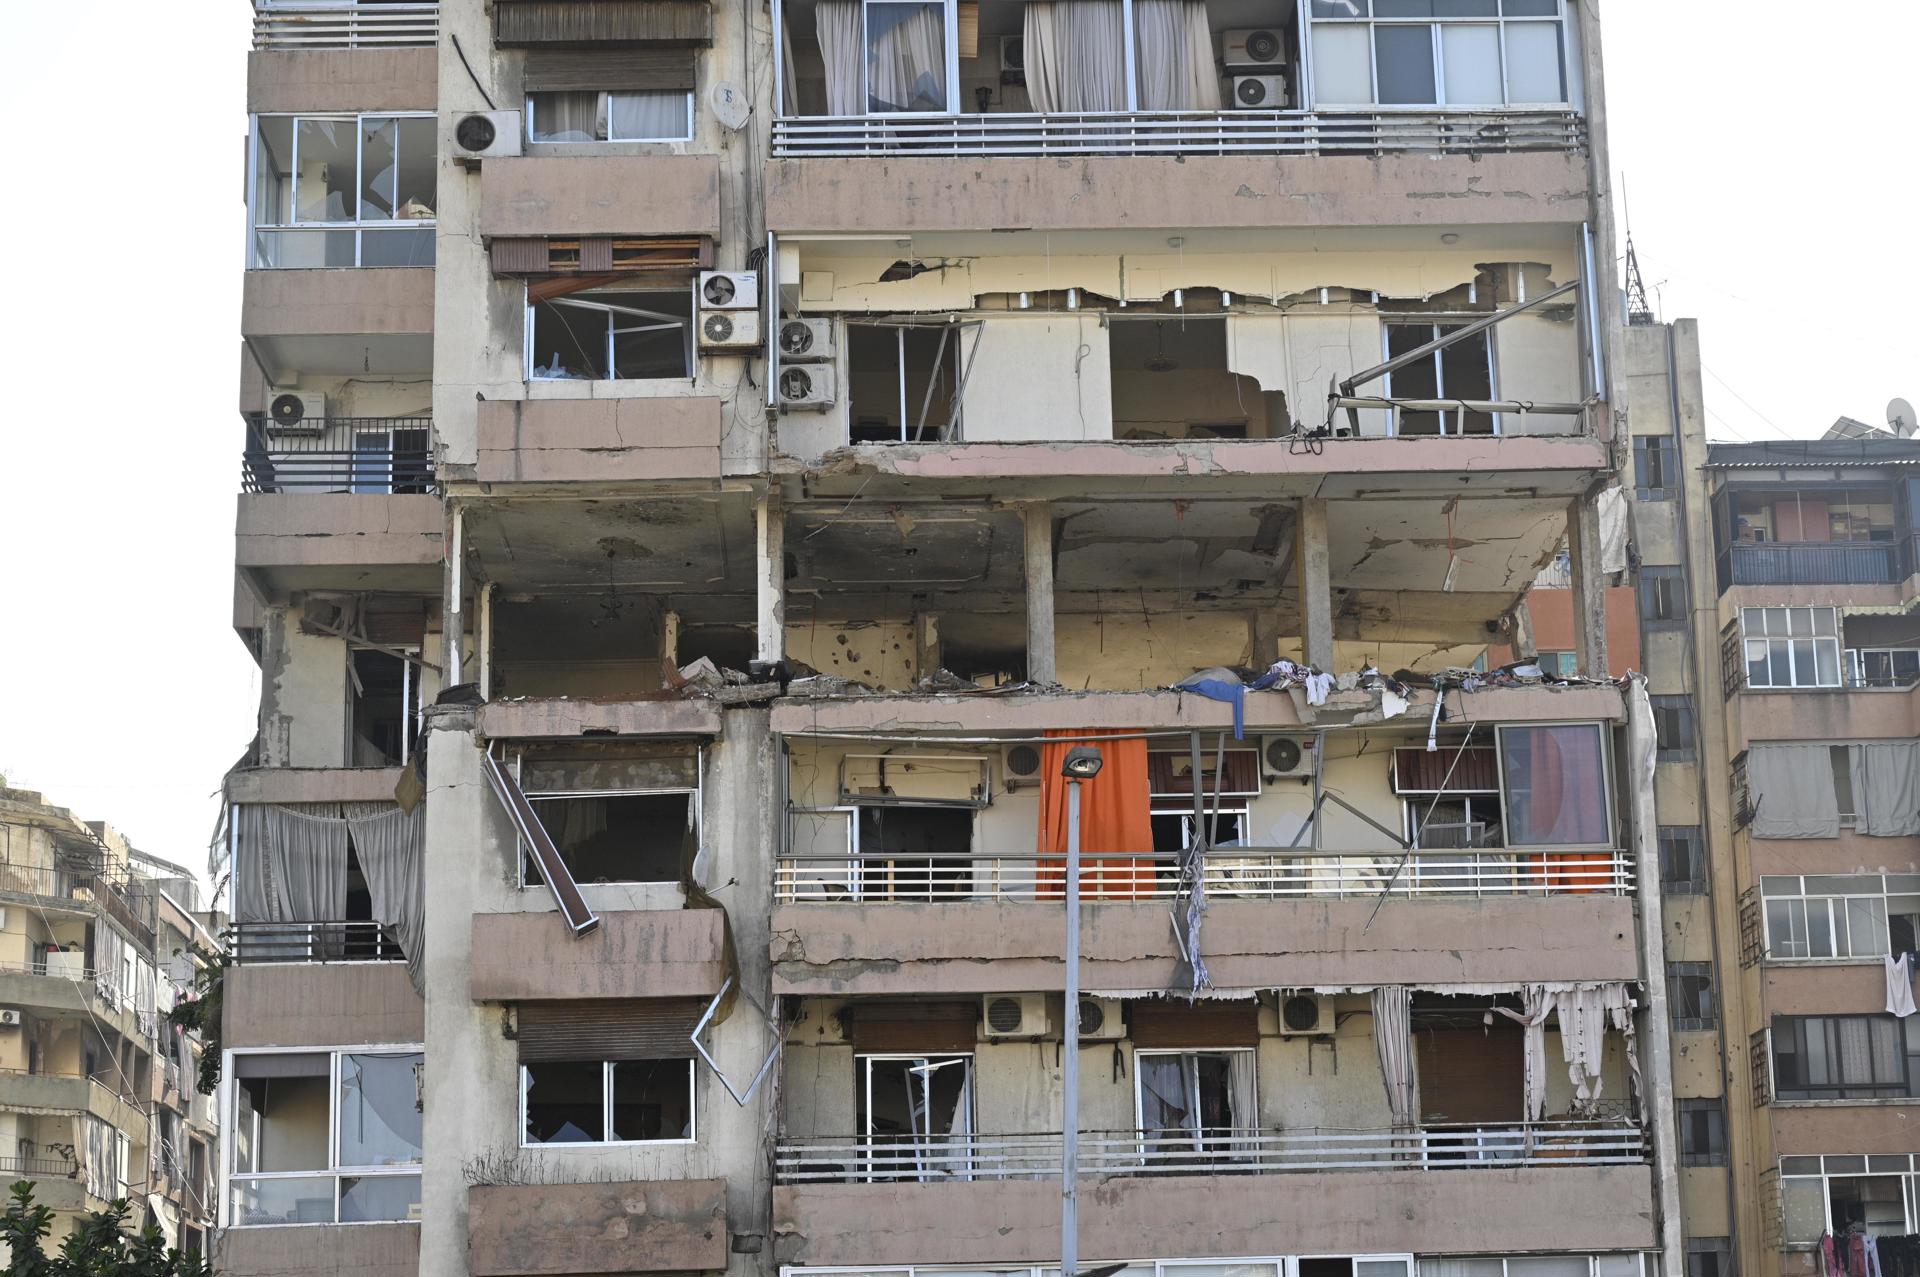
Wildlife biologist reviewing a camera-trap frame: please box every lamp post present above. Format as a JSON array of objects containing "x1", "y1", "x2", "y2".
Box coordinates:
[{"x1": 1059, "y1": 745, "x2": 1103, "y2": 1277}]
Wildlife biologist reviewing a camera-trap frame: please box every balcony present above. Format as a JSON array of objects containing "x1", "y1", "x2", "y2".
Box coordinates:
[
  {"x1": 468, "y1": 1179, "x2": 727, "y2": 1277},
  {"x1": 253, "y1": 2, "x2": 438, "y2": 49},
  {"x1": 1722, "y1": 541, "x2": 1902, "y2": 587},
  {"x1": 218, "y1": 1223, "x2": 418, "y2": 1277},
  {"x1": 241, "y1": 415, "x2": 435, "y2": 495},
  {"x1": 226, "y1": 920, "x2": 404, "y2": 964},
  {"x1": 772, "y1": 107, "x2": 1584, "y2": 159},
  {"x1": 223, "y1": 961, "x2": 424, "y2": 1049},
  {"x1": 778, "y1": 1122, "x2": 1645, "y2": 1183}
]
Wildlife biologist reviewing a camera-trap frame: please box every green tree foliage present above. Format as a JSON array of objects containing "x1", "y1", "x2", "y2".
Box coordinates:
[
  {"x1": 163, "y1": 943, "x2": 227, "y2": 1096},
  {"x1": 0, "y1": 1181, "x2": 209, "y2": 1277}
]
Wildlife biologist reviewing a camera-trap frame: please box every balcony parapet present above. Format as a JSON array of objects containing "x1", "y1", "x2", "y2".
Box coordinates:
[{"x1": 253, "y1": 2, "x2": 437, "y2": 49}]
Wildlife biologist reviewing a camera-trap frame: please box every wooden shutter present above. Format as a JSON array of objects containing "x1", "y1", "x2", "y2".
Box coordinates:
[
  {"x1": 1392, "y1": 747, "x2": 1499, "y2": 794},
  {"x1": 1129, "y1": 1001, "x2": 1259, "y2": 1048},
  {"x1": 849, "y1": 1002, "x2": 977, "y2": 1054},
  {"x1": 516, "y1": 998, "x2": 704, "y2": 1062},
  {"x1": 1414, "y1": 1026, "x2": 1523, "y2": 1123},
  {"x1": 499, "y1": 3, "x2": 713, "y2": 49},
  {"x1": 522, "y1": 47, "x2": 700, "y2": 91}
]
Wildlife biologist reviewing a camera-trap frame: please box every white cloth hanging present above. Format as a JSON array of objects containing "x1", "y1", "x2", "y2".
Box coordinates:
[{"x1": 1886, "y1": 954, "x2": 1917, "y2": 1018}]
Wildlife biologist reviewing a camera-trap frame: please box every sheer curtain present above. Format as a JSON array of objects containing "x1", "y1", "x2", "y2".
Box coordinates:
[
  {"x1": 868, "y1": 3, "x2": 948, "y2": 111},
  {"x1": 816, "y1": 1, "x2": 865, "y2": 114},
  {"x1": 1024, "y1": 1, "x2": 1126, "y2": 113},
  {"x1": 530, "y1": 91, "x2": 603, "y2": 142},
  {"x1": 1848, "y1": 741, "x2": 1920, "y2": 836},
  {"x1": 343, "y1": 803, "x2": 428, "y2": 994},
  {"x1": 237, "y1": 805, "x2": 349, "y2": 923},
  {"x1": 1133, "y1": 0, "x2": 1220, "y2": 111},
  {"x1": 1372, "y1": 986, "x2": 1416, "y2": 1128},
  {"x1": 609, "y1": 92, "x2": 689, "y2": 140}
]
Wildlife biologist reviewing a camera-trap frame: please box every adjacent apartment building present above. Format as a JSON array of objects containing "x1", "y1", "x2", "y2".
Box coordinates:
[
  {"x1": 0, "y1": 784, "x2": 218, "y2": 1253},
  {"x1": 224, "y1": 3, "x2": 1693, "y2": 1277}
]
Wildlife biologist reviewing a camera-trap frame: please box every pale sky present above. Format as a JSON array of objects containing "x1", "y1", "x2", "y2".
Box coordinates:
[{"x1": 0, "y1": 3, "x2": 1913, "y2": 870}]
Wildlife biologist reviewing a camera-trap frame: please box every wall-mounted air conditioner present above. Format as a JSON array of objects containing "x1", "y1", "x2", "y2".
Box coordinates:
[
  {"x1": 1276, "y1": 992, "x2": 1332, "y2": 1037},
  {"x1": 777, "y1": 365, "x2": 836, "y2": 411},
  {"x1": 1223, "y1": 28, "x2": 1285, "y2": 68},
  {"x1": 980, "y1": 993, "x2": 1047, "y2": 1040},
  {"x1": 779, "y1": 317, "x2": 836, "y2": 363},
  {"x1": 1231, "y1": 74, "x2": 1286, "y2": 109},
  {"x1": 266, "y1": 391, "x2": 326, "y2": 434},
  {"x1": 999, "y1": 35, "x2": 1025, "y2": 75},
  {"x1": 454, "y1": 111, "x2": 522, "y2": 162},
  {"x1": 700, "y1": 271, "x2": 759, "y2": 310},
  {"x1": 0, "y1": 1009, "x2": 22, "y2": 1028},
  {"x1": 1002, "y1": 743, "x2": 1043, "y2": 786},
  {"x1": 699, "y1": 309, "x2": 762, "y2": 350},
  {"x1": 1262, "y1": 735, "x2": 1314, "y2": 779},
  {"x1": 1076, "y1": 996, "x2": 1125, "y2": 1042}
]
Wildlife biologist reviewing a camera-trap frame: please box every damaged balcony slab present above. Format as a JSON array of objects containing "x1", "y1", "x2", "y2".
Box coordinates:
[
  {"x1": 225, "y1": 766, "x2": 409, "y2": 805},
  {"x1": 769, "y1": 896, "x2": 1640, "y2": 997},
  {"x1": 768, "y1": 685, "x2": 1624, "y2": 736},
  {"x1": 469, "y1": 907, "x2": 725, "y2": 1000},
  {"x1": 480, "y1": 156, "x2": 721, "y2": 240},
  {"x1": 468, "y1": 1179, "x2": 727, "y2": 1277},
  {"x1": 216, "y1": 1222, "x2": 419, "y2": 1277},
  {"x1": 236, "y1": 493, "x2": 445, "y2": 596},
  {"x1": 248, "y1": 47, "x2": 436, "y2": 114},
  {"x1": 224, "y1": 963, "x2": 424, "y2": 1048},
  {"x1": 765, "y1": 153, "x2": 1592, "y2": 236},
  {"x1": 478, "y1": 697, "x2": 724, "y2": 740},
  {"x1": 774, "y1": 1165, "x2": 1654, "y2": 1267},
  {"x1": 241, "y1": 267, "x2": 434, "y2": 381},
  {"x1": 475, "y1": 397, "x2": 723, "y2": 485},
  {"x1": 794, "y1": 436, "x2": 1612, "y2": 504}
]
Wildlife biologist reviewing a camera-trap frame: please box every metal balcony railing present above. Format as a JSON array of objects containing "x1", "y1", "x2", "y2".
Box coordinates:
[
  {"x1": 226, "y1": 920, "x2": 405, "y2": 964},
  {"x1": 775, "y1": 848, "x2": 1633, "y2": 903},
  {"x1": 252, "y1": 2, "x2": 438, "y2": 49},
  {"x1": 771, "y1": 108, "x2": 1585, "y2": 159},
  {"x1": 1722, "y1": 541, "x2": 1899, "y2": 586},
  {"x1": 242, "y1": 416, "x2": 435, "y2": 494},
  {"x1": 0, "y1": 1155, "x2": 80, "y2": 1179},
  {"x1": 776, "y1": 1123, "x2": 1648, "y2": 1183},
  {"x1": 0, "y1": 861, "x2": 154, "y2": 949}
]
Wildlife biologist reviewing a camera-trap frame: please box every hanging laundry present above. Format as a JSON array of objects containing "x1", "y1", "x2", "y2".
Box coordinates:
[
  {"x1": 1887, "y1": 953, "x2": 1917, "y2": 1018},
  {"x1": 1174, "y1": 668, "x2": 1247, "y2": 739},
  {"x1": 1304, "y1": 670, "x2": 1334, "y2": 706}
]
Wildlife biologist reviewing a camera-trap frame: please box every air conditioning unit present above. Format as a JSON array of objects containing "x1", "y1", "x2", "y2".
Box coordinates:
[
  {"x1": 1263, "y1": 735, "x2": 1314, "y2": 779},
  {"x1": 980, "y1": 993, "x2": 1047, "y2": 1040},
  {"x1": 1223, "y1": 28, "x2": 1286, "y2": 68},
  {"x1": 999, "y1": 35, "x2": 1025, "y2": 74},
  {"x1": 1276, "y1": 992, "x2": 1332, "y2": 1037},
  {"x1": 453, "y1": 110, "x2": 522, "y2": 161},
  {"x1": 266, "y1": 391, "x2": 326, "y2": 434},
  {"x1": 1003, "y1": 742, "x2": 1043, "y2": 784},
  {"x1": 777, "y1": 364, "x2": 836, "y2": 411},
  {"x1": 699, "y1": 271, "x2": 759, "y2": 310},
  {"x1": 0, "y1": 1009, "x2": 21, "y2": 1029},
  {"x1": 779, "y1": 317, "x2": 836, "y2": 363},
  {"x1": 1075, "y1": 996, "x2": 1125, "y2": 1042},
  {"x1": 1231, "y1": 74, "x2": 1286, "y2": 110},
  {"x1": 699, "y1": 309, "x2": 762, "y2": 350}
]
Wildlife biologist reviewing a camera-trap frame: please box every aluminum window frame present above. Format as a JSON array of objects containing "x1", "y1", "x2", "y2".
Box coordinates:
[
  {"x1": 1131, "y1": 1046, "x2": 1259, "y2": 1154},
  {"x1": 856, "y1": 1051, "x2": 976, "y2": 1182},
  {"x1": 517, "y1": 1057, "x2": 699, "y2": 1148},
  {"x1": 1632, "y1": 435, "x2": 1678, "y2": 500},
  {"x1": 524, "y1": 91, "x2": 697, "y2": 143},
  {"x1": 1379, "y1": 318, "x2": 1501, "y2": 437},
  {"x1": 1675, "y1": 1096, "x2": 1727, "y2": 1167},
  {"x1": 1759, "y1": 872, "x2": 1917, "y2": 962},
  {"x1": 516, "y1": 786, "x2": 702, "y2": 890},
  {"x1": 860, "y1": 0, "x2": 963, "y2": 115},
  {"x1": 1667, "y1": 961, "x2": 1716, "y2": 1032},
  {"x1": 1769, "y1": 1014, "x2": 1918, "y2": 1102},
  {"x1": 1493, "y1": 720, "x2": 1616, "y2": 852},
  {"x1": 1740, "y1": 606, "x2": 1844, "y2": 690},
  {"x1": 220, "y1": 1043, "x2": 425, "y2": 1230},
  {"x1": 526, "y1": 284, "x2": 699, "y2": 382},
  {"x1": 246, "y1": 112, "x2": 437, "y2": 269},
  {"x1": 1300, "y1": 0, "x2": 1573, "y2": 110},
  {"x1": 1776, "y1": 1155, "x2": 1920, "y2": 1244}
]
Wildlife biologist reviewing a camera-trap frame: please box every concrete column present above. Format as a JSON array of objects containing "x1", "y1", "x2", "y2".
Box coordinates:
[
  {"x1": 756, "y1": 493, "x2": 785, "y2": 665},
  {"x1": 1507, "y1": 599, "x2": 1539, "y2": 662},
  {"x1": 913, "y1": 611, "x2": 941, "y2": 681},
  {"x1": 660, "y1": 608, "x2": 682, "y2": 685},
  {"x1": 442, "y1": 504, "x2": 465, "y2": 686},
  {"x1": 477, "y1": 582, "x2": 495, "y2": 700},
  {"x1": 1294, "y1": 498, "x2": 1334, "y2": 671},
  {"x1": 1566, "y1": 495, "x2": 1609, "y2": 676},
  {"x1": 1021, "y1": 503, "x2": 1057, "y2": 685}
]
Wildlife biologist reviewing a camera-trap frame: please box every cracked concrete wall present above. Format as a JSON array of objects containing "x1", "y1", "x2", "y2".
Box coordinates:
[
  {"x1": 256, "y1": 608, "x2": 348, "y2": 768},
  {"x1": 474, "y1": 397, "x2": 723, "y2": 484}
]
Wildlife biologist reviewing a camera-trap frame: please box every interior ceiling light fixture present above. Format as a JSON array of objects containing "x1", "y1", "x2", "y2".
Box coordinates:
[{"x1": 1146, "y1": 322, "x2": 1178, "y2": 373}]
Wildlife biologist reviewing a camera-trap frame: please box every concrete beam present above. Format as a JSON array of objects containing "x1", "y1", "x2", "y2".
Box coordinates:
[
  {"x1": 1022, "y1": 502, "x2": 1057, "y2": 684},
  {"x1": 1295, "y1": 498, "x2": 1334, "y2": 670},
  {"x1": 1567, "y1": 495, "x2": 1608, "y2": 676},
  {"x1": 758, "y1": 494, "x2": 786, "y2": 664},
  {"x1": 914, "y1": 611, "x2": 941, "y2": 679}
]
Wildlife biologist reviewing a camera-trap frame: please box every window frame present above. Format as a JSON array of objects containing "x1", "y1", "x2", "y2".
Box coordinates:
[
  {"x1": 1301, "y1": 0, "x2": 1574, "y2": 110},
  {"x1": 1651, "y1": 694, "x2": 1696, "y2": 762},
  {"x1": 1668, "y1": 962, "x2": 1716, "y2": 1032},
  {"x1": 1740, "y1": 606, "x2": 1843, "y2": 690},
  {"x1": 855, "y1": 1051, "x2": 976, "y2": 1181},
  {"x1": 518, "y1": 1057, "x2": 699, "y2": 1148},
  {"x1": 1379, "y1": 319, "x2": 1500, "y2": 437},
  {"x1": 246, "y1": 113, "x2": 437, "y2": 269},
  {"x1": 525, "y1": 285, "x2": 698, "y2": 382},
  {"x1": 1632, "y1": 436, "x2": 1677, "y2": 500},
  {"x1": 517, "y1": 786, "x2": 703, "y2": 890},
  {"x1": 1675, "y1": 1097, "x2": 1727, "y2": 1167},
  {"x1": 1777, "y1": 1154, "x2": 1920, "y2": 1243},
  {"x1": 1769, "y1": 1014, "x2": 1917, "y2": 1102},
  {"x1": 1638, "y1": 566, "x2": 1686, "y2": 632},
  {"x1": 845, "y1": 318, "x2": 982, "y2": 443},
  {"x1": 525, "y1": 90, "x2": 697, "y2": 143},
  {"x1": 1760, "y1": 873, "x2": 1917, "y2": 962},
  {"x1": 1131, "y1": 1046, "x2": 1258, "y2": 1153},
  {"x1": 1493, "y1": 721, "x2": 1615, "y2": 852},
  {"x1": 222, "y1": 1044, "x2": 426, "y2": 1229},
  {"x1": 1657, "y1": 826, "x2": 1706, "y2": 896}
]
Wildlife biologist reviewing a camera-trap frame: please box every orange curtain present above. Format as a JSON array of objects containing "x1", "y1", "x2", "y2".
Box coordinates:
[{"x1": 1036, "y1": 729, "x2": 1157, "y2": 900}]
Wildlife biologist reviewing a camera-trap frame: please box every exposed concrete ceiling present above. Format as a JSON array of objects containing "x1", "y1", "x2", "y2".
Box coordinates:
[{"x1": 466, "y1": 496, "x2": 758, "y2": 593}]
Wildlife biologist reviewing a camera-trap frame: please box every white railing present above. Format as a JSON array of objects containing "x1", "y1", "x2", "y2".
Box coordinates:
[
  {"x1": 775, "y1": 849, "x2": 1633, "y2": 903},
  {"x1": 771, "y1": 108, "x2": 1584, "y2": 159},
  {"x1": 253, "y1": 3, "x2": 438, "y2": 50},
  {"x1": 776, "y1": 1123, "x2": 1647, "y2": 1183}
]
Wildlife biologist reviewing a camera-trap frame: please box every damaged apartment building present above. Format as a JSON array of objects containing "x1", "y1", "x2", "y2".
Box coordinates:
[{"x1": 222, "y1": 2, "x2": 1700, "y2": 1277}]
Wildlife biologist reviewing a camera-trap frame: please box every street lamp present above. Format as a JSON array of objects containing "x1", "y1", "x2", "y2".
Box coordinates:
[{"x1": 1060, "y1": 745, "x2": 1102, "y2": 1277}]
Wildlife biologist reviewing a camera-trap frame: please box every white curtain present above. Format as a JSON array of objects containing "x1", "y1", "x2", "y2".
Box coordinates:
[
  {"x1": 1132, "y1": 0, "x2": 1220, "y2": 111},
  {"x1": 609, "y1": 92, "x2": 687, "y2": 140},
  {"x1": 816, "y1": 1, "x2": 865, "y2": 114},
  {"x1": 782, "y1": 13, "x2": 801, "y2": 114},
  {"x1": 1552, "y1": 985, "x2": 1626, "y2": 1114},
  {"x1": 868, "y1": 4, "x2": 947, "y2": 111},
  {"x1": 343, "y1": 803, "x2": 429, "y2": 994},
  {"x1": 1024, "y1": 1, "x2": 1126, "y2": 113},
  {"x1": 1494, "y1": 984, "x2": 1552, "y2": 1121},
  {"x1": 1372, "y1": 987, "x2": 1416, "y2": 1128},
  {"x1": 1748, "y1": 744, "x2": 1841, "y2": 839},
  {"x1": 530, "y1": 91, "x2": 602, "y2": 142},
  {"x1": 83, "y1": 1115, "x2": 118, "y2": 1202},
  {"x1": 1848, "y1": 741, "x2": 1920, "y2": 836},
  {"x1": 233, "y1": 805, "x2": 350, "y2": 924}
]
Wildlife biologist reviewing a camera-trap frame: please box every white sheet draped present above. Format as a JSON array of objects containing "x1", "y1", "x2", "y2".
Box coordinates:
[
  {"x1": 1024, "y1": 1, "x2": 1126, "y2": 113},
  {"x1": 1371, "y1": 986, "x2": 1416, "y2": 1127},
  {"x1": 1848, "y1": 741, "x2": 1920, "y2": 836},
  {"x1": 1747, "y1": 743, "x2": 1841, "y2": 839},
  {"x1": 342, "y1": 802, "x2": 429, "y2": 994}
]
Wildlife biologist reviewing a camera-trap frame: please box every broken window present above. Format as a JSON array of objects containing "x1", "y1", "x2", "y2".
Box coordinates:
[
  {"x1": 250, "y1": 115, "x2": 436, "y2": 268},
  {"x1": 1637, "y1": 567, "x2": 1684, "y2": 630},
  {"x1": 1134, "y1": 1049, "x2": 1256, "y2": 1163},
  {"x1": 228, "y1": 1050, "x2": 423, "y2": 1226},
  {"x1": 1109, "y1": 318, "x2": 1280, "y2": 441},
  {"x1": 853, "y1": 806, "x2": 976, "y2": 900},
  {"x1": 847, "y1": 322, "x2": 973, "y2": 443},
  {"x1": 1668, "y1": 962, "x2": 1715, "y2": 1031},
  {"x1": 522, "y1": 1058, "x2": 696, "y2": 1145},
  {"x1": 348, "y1": 647, "x2": 419, "y2": 766},
  {"x1": 1382, "y1": 322, "x2": 1494, "y2": 435},
  {"x1": 1676, "y1": 1098, "x2": 1725, "y2": 1167},
  {"x1": 1306, "y1": 1, "x2": 1569, "y2": 108},
  {"x1": 857, "y1": 1054, "x2": 973, "y2": 1181},
  {"x1": 1496, "y1": 723, "x2": 1610, "y2": 848},
  {"x1": 1633, "y1": 436, "x2": 1676, "y2": 499},
  {"x1": 1741, "y1": 607, "x2": 1842, "y2": 689},
  {"x1": 526, "y1": 91, "x2": 694, "y2": 142},
  {"x1": 525, "y1": 792, "x2": 695, "y2": 886},
  {"x1": 1657, "y1": 826, "x2": 1706, "y2": 895},
  {"x1": 1651, "y1": 695, "x2": 1695, "y2": 762},
  {"x1": 1771, "y1": 1015, "x2": 1918, "y2": 1101},
  {"x1": 529, "y1": 289, "x2": 694, "y2": 381}
]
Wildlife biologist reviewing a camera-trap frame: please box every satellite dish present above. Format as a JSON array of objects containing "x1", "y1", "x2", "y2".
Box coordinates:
[
  {"x1": 1890, "y1": 398, "x2": 1916, "y2": 439},
  {"x1": 708, "y1": 82, "x2": 750, "y2": 132}
]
